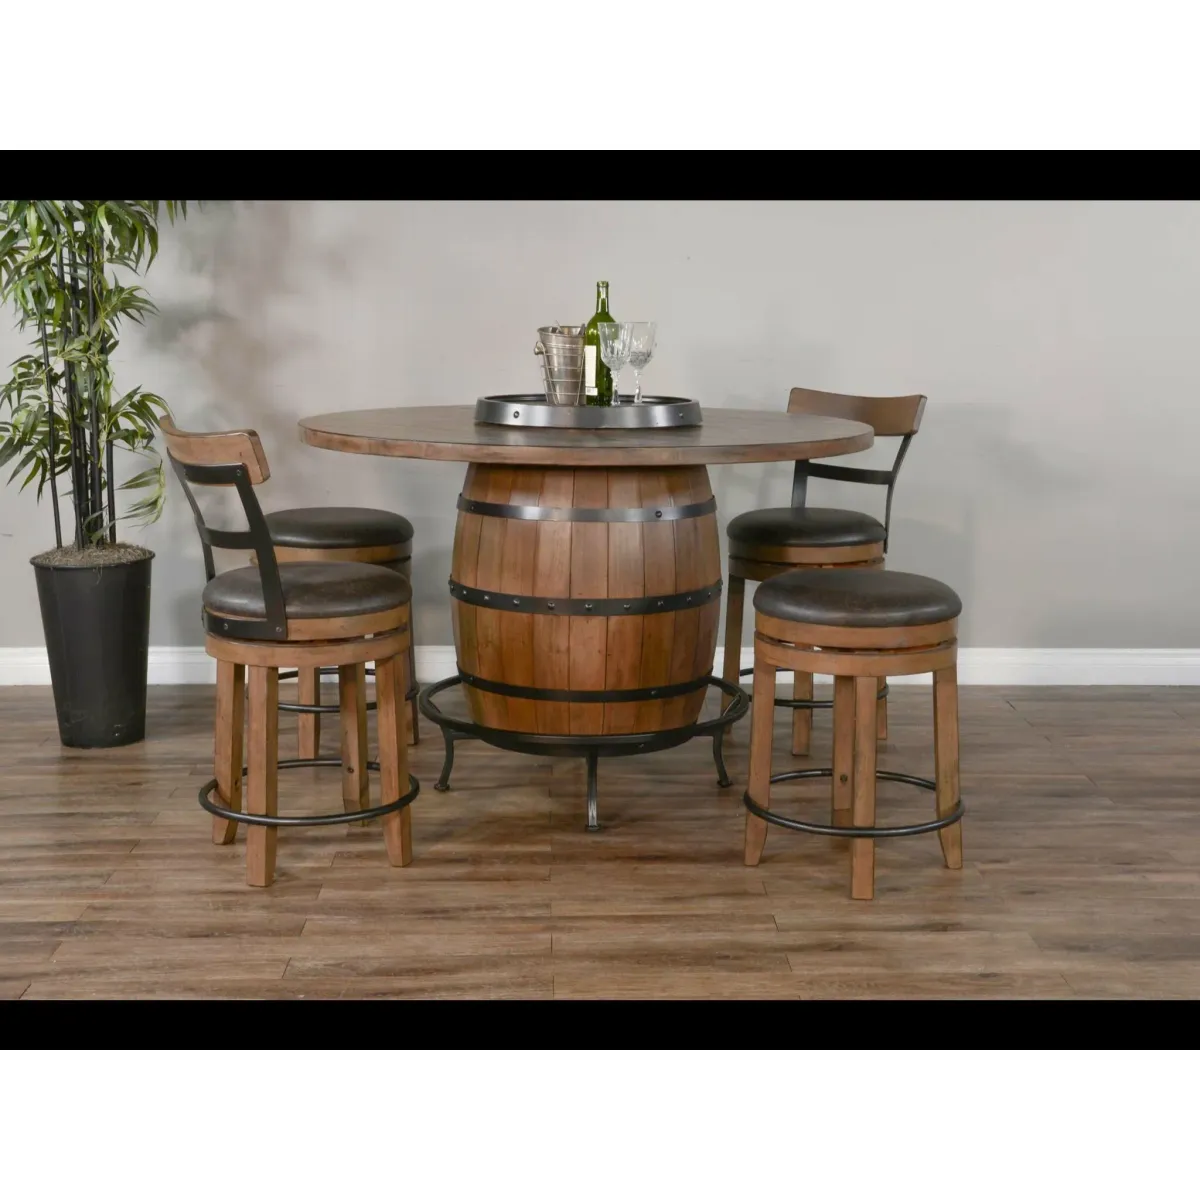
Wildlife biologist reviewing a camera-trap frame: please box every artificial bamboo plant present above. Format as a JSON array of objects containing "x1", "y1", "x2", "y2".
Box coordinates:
[{"x1": 0, "y1": 200, "x2": 189, "y2": 557}]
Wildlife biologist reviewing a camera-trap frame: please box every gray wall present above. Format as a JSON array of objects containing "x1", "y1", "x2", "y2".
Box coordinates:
[{"x1": 1, "y1": 200, "x2": 1197, "y2": 649}]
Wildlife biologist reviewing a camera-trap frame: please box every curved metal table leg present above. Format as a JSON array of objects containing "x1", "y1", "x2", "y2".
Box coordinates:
[
  {"x1": 711, "y1": 730, "x2": 732, "y2": 788},
  {"x1": 434, "y1": 729, "x2": 459, "y2": 792},
  {"x1": 585, "y1": 751, "x2": 600, "y2": 832}
]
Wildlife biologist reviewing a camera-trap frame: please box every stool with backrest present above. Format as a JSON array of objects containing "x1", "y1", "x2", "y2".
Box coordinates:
[
  {"x1": 742, "y1": 568, "x2": 964, "y2": 900},
  {"x1": 162, "y1": 418, "x2": 419, "y2": 887},
  {"x1": 262, "y1": 508, "x2": 421, "y2": 756},
  {"x1": 721, "y1": 387, "x2": 927, "y2": 754}
]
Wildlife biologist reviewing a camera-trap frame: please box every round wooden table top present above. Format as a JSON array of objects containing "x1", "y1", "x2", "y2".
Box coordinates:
[{"x1": 298, "y1": 405, "x2": 874, "y2": 467}]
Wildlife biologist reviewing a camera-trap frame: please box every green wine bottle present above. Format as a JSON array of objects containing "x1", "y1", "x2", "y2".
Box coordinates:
[{"x1": 582, "y1": 280, "x2": 616, "y2": 407}]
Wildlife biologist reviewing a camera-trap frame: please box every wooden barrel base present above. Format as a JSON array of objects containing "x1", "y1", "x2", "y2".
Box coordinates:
[{"x1": 451, "y1": 463, "x2": 723, "y2": 736}]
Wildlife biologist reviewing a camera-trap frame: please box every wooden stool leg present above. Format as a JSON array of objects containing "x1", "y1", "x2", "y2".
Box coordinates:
[
  {"x1": 338, "y1": 663, "x2": 369, "y2": 822},
  {"x1": 850, "y1": 676, "x2": 879, "y2": 899},
  {"x1": 933, "y1": 663, "x2": 963, "y2": 869},
  {"x1": 246, "y1": 666, "x2": 279, "y2": 887},
  {"x1": 406, "y1": 606, "x2": 420, "y2": 747},
  {"x1": 212, "y1": 660, "x2": 245, "y2": 845},
  {"x1": 297, "y1": 667, "x2": 321, "y2": 759},
  {"x1": 376, "y1": 652, "x2": 414, "y2": 866},
  {"x1": 831, "y1": 675, "x2": 855, "y2": 829},
  {"x1": 743, "y1": 653, "x2": 777, "y2": 866},
  {"x1": 720, "y1": 570, "x2": 746, "y2": 713},
  {"x1": 876, "y1": 678, "x2": 888, "y2": 742},
  {"x1": 791, "y1": 670, "x2": 813, "y2": 756}
]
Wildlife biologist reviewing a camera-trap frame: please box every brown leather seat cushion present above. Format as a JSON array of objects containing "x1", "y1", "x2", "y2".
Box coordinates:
[
  {"x1": 203, "y1": 562, "x2": 412, "y2": 621},
  {"x1": 754, "y1": 568, "x2": 962, "y2": 628},
  {"x1": 727, "y1": 506, "x2": 885, "y2": 549},
  {"x1": 265, "y1": 507, "x2": 414, "y2": 550}
]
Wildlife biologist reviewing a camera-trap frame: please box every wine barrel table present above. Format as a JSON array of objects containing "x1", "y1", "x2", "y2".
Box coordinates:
[{"x1": 299, "y1": 405, "x2": 874, "y2": 830}]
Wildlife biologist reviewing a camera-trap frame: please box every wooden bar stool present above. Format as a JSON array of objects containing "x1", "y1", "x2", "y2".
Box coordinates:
[
  {"x1": 162, "y1": 419, "x2": 420, "y2": 887},
  {"x1": 742, "y1": 568, "x2": 964, "y2": 900},
  {"x1": 262, "y1": 508, "x2": 421, "y2": 753},
  {"x1": 721, "y1": 388, "x2": 927, "y2": 754}
]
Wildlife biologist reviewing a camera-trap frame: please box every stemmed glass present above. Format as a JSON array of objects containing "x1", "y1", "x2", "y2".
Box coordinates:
[
  {"x1": 626, "y1": 322, "x2": 657, "y2": 403},
  {"x1": 598, "y1": 321, "x2": 632, "y2": 404}
]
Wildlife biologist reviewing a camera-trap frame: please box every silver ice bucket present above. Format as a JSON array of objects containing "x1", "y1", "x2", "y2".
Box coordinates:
[{"x1": 535, "y1": 325, "x2": 586, "y2": 406}]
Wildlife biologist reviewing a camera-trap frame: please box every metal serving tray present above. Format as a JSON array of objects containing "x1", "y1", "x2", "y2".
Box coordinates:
[{"x1": 474, "y1": 394, "x2": 702, "y2": 430}]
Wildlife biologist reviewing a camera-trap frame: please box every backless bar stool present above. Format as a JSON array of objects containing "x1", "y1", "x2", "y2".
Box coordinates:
[
  {"x1": 742, "y1": 568, "x2": 964, "y2": 900},
  {"x1": 721, "y1": 388, "x2": 927, "y2": 753},
  {"x1": 262, "y1": 509, "x2": 421, "y2": 753},
  {"x1": 162, "y1": 419, "x2": 420, "y2": 887}
]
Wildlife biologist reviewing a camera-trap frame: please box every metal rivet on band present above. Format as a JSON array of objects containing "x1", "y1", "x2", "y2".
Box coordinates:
[
  {"x1": 686, "y1": 596, "x2": 692, "y2": 603},
  {"x1": 513, "y1": 410, "x2": 520, "y2": 418},
  {"x1": 623, "y1": 603, "x2": 631, "y2": 610},
  {"x1": 584, "y1": 602, "x2": 593, "y2": 611},
  {"x1": 655, "y1": 510, "x2": 662, "y2": 518},
  {"x1": 657, "y1": 600, "x2": 664, "y2": 607},
  {"x1": 513, "y1": 598, "x2": 520, "y2": 606},
  {"x1": 483, "y1": 594, "x2": 490, "y2": 601},
  {"x1": 547, "y1": 601, "x2": 555, "y2": 609}
]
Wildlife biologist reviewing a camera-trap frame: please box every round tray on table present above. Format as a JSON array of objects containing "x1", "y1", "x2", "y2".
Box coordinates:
[{"x1": 474, "y1": 394, "x2": 702, "y2": 430}]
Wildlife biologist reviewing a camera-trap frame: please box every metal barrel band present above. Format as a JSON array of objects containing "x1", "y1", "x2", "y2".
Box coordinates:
[
  {"x1": 742, "y1": 767, "x2": 964, "y2": 839},
  {"x1": 456, "y1": 669, "x2": 710, "y2": 704},
  {"x1": 457, "y1": 494, "x2": 717, "y2": 523},
  {"x1": 419, "y1": 674, "x2": 749, "y2": 823},
  {"x1": 198, "y1": 758, "x2": 420, "y2": 828},
  {"x1": 449, "y1": 579, "x2": 721, "y2": 616},
  {"x1": 738, "y1": 666, "x2": 888, "y2": 708}
]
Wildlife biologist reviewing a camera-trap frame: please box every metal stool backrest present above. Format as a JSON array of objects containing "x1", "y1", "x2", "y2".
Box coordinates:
[
  {"x1": 160, "y1": 417, "x2": 289, "y2": 642},
  {"x1": 786, "y1": 387, "x2": 927, "y2": 553}
]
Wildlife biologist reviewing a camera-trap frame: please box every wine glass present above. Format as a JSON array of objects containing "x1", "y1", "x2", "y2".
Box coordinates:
[
  {"x1": 626, "y1": 322, "x2": 657, "y2": 403},
  {"x1": 598, "y1": 321, "x2": 632, "y2": 403}
]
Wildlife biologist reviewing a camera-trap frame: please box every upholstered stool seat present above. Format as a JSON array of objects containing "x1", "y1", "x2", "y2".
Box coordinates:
[
  {"x1": 260, "y1": 506, "x2": 421, "y2": 751},
  {"x1": 753, "y1": 569, "x2": 962, "y2": 628},
  {"x1": 266, "y1": 507, "x2": 414, "y2": 554},
  {"x1": 727, "y1": 506, "x2": 886, "y2": 549},
  {"x1": 203, "y1": 561, "x2": 411, "y2": 624},
  {"x1": 744, "y1": 566, "x2": 964, "y2": 900}
]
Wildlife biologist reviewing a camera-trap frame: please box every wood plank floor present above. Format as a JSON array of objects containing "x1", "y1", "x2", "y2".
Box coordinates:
[{"x1": 1, "y1": 682, "x2": 1198, "y2": 999}]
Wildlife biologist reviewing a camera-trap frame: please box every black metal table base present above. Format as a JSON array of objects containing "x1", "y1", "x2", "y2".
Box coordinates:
[
  {"x1": 738, "y1": 665, "x2": 889, "y2": 711},
  {"x1": 742, "y1": 767, "x2": 964, "y2": 838},
  {"x1": 419, "y1": 675, "x2": 749, "y2": 832},
  {"x1": 277, "y1": 666, "x2": 421, "y2": 743},
  {"x1": 198, "y1": 758, "x2": 420, "y2": 828}
]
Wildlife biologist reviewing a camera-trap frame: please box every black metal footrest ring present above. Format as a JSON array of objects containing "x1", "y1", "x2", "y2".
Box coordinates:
[
  {"x1": 742, "y1": 767, "x2": 963, "y2": 839},
  {"x1": 737, "y1": 667, "x2": 889, "y2": 710},
  {"x1": 418, "y1": 674, "x2": 748, "y2": 752},
  {"x1": 419, "y1": 674, "x2": 748, "y2": 804},
  {"x1": 277, "y1": 665, "x2": 419, "y2": 714},
  {"x1": 198, "y1": 757, "x2": 420, "y2": 828}
]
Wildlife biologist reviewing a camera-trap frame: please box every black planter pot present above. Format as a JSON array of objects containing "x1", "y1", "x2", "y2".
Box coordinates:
[{"x1": 33, "y1": 551, "x2": 154, "y2": 748}]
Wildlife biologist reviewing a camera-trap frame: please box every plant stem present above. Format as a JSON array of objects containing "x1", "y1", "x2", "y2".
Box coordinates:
[
  {"x1": 86, "y1": 241, "x2": 102, "y2": 539},
  {"x1": 106, "y1": 440, "x2": 116, "y2": 543},
  {"x1": 37, "y1": 320, "x2": 63, "y2": 549},
  {"x1": 63, "y1": 243, "x2": 87, "y2": 550}
]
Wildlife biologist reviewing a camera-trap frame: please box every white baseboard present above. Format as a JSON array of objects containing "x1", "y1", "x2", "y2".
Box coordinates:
[{"x1": 1, "y1": 645, "x2": 1198, "y2": 687}]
